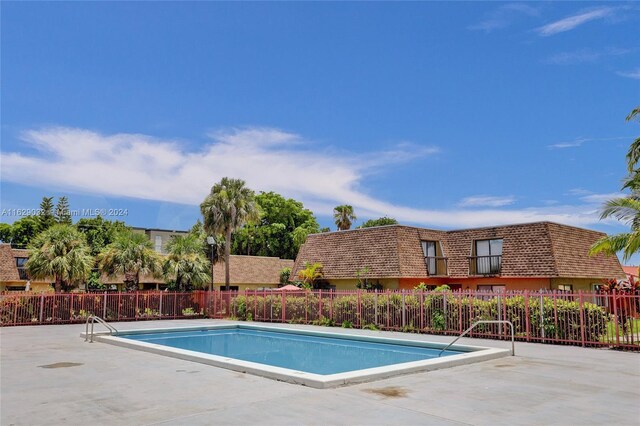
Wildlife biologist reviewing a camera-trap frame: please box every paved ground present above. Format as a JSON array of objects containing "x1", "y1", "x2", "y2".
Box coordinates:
[{"x1": 1, "y1": 319, "x2": 639, "y2": 425}]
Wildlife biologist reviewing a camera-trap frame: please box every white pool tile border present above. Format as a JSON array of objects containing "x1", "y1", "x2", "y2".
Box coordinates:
[{"x1": 80, "y1": 323, "x2": 510, "y2": 389}]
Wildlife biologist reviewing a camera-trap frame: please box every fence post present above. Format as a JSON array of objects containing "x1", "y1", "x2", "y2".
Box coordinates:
[
  {"x1": 540, "y1": 293, "x2": 545, "y2": 342},
  {"x1": 443, "y1": 292, "x2": 447, "y2": 332},
  {"x1": 330, "y1": 290, "x2": 333, "y2": 322},
  {"x1": 357, "y1": 291, "x2": 362, "y2": 328},
  {"x1": 103, "y1": 291, "x2": 107, "y2": 318},
  {"x1": 579, "y1": 292, "x2": 586, "y2": 347},
  {"x1": 459, "y1": 292, "x2": 463, "y2": 334},
  {"x1": 553, "y1": 291, "x2": 558, "y2": 340},
  {"x1": 419, "y1": 292, "x2": 424, "y2": 331},
  {"x1": 282, "y1": 290, "x2": 286, "y2": 323},
  {"x1": 524, "y1": 290, "x2": 530, "y2": 342},
  {"x1": 402, "y1": 292, "x2": 406, "y2": 329},
  {"x1": 386, "y1": 289, "x2": 390, "y2": 330},
  {"x1": 318, "y1": 290, "x2": 322, "y2": 321},
  {"x1": 497, "y1": 293, "x2": 502, "y2": 336},
  {"x1": 159, "y1": 291, "x2": 163, "y2": 317},
  {"x1": 39, "y1": 293, "x2": 45, "y2": 323},
  {"x1": 612, "y1": 290, "x2": 620, "y2": 348},
  {"x1": 117, "y1": 292, "x2": 121, "y2": 320},
  {"x1": 69, "y1": 293, "x2": 74, "y2": 322},
  {"x1": 135, "y1": 291, "x2": 139, "y2": 320},
  {"x1": 374, "y1": 291, "x2": 378, "y2": 326}
]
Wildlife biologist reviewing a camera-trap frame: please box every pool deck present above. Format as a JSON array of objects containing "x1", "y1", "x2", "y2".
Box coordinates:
[{"x1": 2, "y1": 319, "x2": 639, "y2": 425}]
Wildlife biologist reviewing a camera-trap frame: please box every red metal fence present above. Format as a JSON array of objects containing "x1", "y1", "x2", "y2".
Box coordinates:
[
  {"x1": 206, "y1": 289, "x2": 640, "y2": 351},
  {"x1": 2, "y1": 289, "x2": 638, "y2": 351},
  {"x1": 0, "y1": 291, "x2": 207, "y2": 325}
]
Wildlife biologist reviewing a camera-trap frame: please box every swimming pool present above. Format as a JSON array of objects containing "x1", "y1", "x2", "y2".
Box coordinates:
[
  {"x1": 84, "y1": 324, "x2": 509, "y2": 388},
  {"x1": 122, "y1": 328, "x2": 462, "y2": 375}
]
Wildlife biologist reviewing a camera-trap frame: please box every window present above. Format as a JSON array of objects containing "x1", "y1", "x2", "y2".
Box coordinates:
[
  {"x1": 16, "y1": 257, "x2": 27, "y2": 267},
  {"x1": 477, "y1": 285, "x2": 505, "y2": 292},
  {"x1": 474, "y1": 239, "x2": 503, "y2": 274},
  {"x1": 421, "y1": 241, "x2": 446, "y2": 275},
  {"x1": 557, "y1": 284, "x2": 573, "y2": 292},
  {"x1": 154, "y1": 235, "x2": 163, "y2": 253}
]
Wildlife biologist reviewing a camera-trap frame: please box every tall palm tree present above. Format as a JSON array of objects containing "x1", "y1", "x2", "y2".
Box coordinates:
[
  {"x1": 25, "y1": 224, "x2": 93, "y2": 292},
  {"x1": 98, "y1": 230, "x2": 162, "y2": 292},
  {"x1": 333, "y1": 205, "x2": 356, "y2": 230},
  {"x1": 163, "y1": 233, "x2": 211, "y2": 292},
  {"x1": 590, "y1": 106, "x2": 640, "y2": 261},
  {"x1": 200, "y1": 177, "x2": 260, "y2": 290}
]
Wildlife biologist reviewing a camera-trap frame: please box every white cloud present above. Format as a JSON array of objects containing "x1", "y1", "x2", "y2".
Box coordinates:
[
  {"x1": 469, "y1": 3, "x2": 539, "y2": 33},
  {"x1": 617, "y1": 68, "x2": 640, "y2": 79},
  {"x1": 579, "y1": 192, "x2": 625, "y2": 204},
  {"x1": 458, "y1": 196, "x2": 516, "y2": 208},
  {"x1": 0, "y1": 126, "x2": 618, "y2": 229},
  {"x1": 546, "y1": 47, "x2": 631, "y2": 65},
  {"x1": 547, "y1": 135, "x2": 631, "y2": 149},
  {"x1": 537, "y1": 7, "x2": 613, "y2": 36}
]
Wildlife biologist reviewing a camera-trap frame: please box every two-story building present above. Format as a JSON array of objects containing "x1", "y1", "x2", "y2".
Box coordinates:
[{"x1": 291, "y1": 222, "x2": 625, "y2": 291}]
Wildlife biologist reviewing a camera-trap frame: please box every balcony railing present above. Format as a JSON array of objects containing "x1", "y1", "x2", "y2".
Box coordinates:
[
  {"x1": 17, "y1": 267, "x2": 29, "y2": 280},
  {"x1": 469, "y1": 255, "x2": 502, "y2": 276},
  {"x1": 424, "y1": 256, "x2": 448, "y2": 276}
]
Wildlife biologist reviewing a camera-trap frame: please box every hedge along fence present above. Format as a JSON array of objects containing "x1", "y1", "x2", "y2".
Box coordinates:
[{"x1": 217, "y1": 289, "x2": 638, "y2": 351}]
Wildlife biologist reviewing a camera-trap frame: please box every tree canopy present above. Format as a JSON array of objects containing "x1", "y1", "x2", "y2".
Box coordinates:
[
  {"x1": 231, "y1": 191, "x2": 320, "y2": 259},
  {"x1": 76, "y1": 216, "x2": 129, "y2": 256},
  {"x1": 357, "y1": 216, "x2": 398, "y2": 228}
]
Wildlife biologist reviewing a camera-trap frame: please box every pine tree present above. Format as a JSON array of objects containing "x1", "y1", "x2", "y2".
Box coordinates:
[
  {"x1": 38, "y1": 197, "x2": 56, "y2": 230},
  {"x1": 55, "y1": 196, "x2": 72, "y2": 225}
]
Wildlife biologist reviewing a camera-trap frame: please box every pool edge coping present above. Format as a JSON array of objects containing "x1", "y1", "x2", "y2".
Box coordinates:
[{"x1": 80, "y1": 323, "x2": 511, "y2": 389}]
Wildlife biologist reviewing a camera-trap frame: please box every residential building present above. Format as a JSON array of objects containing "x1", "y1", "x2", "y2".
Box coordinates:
[
  {"x1": 212, "y1": 255, "x2": 294, "y2": 291},
  {"x1": 0, "y1": 244, "x2": 52, "y2": 292},
  {"x1": 622, "y1": 266, "x2": 638, "y2": 282},
  {"x1": 132, "y1": 227, "x2": 189, "y2": 254},
  {"x1": 291, "y1": 222, "x2": 625, "y2": 291}
]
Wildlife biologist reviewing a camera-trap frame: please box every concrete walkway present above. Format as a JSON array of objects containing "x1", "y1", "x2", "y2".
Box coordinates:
[{"x1": 1, "y1": 319, "x2": 639, "y2": 425}]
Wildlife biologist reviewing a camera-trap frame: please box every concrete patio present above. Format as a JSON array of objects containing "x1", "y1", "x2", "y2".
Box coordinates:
[{"x1": 2, "y1": 319, "x2": 639, "y2": 425}]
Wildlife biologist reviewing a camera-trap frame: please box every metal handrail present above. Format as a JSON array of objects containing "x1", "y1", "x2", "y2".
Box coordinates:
[
  {"x1": 438, "y1": 320, "x2": 514, "y2": 357},
  {"x1": 85, "y1": 315, "x2": 119, "y2": 343}
]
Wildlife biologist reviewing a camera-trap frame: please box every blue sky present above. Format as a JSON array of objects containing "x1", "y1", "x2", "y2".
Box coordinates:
[{"x1": 1, "y1": 2, "x2": 639, "y2": 254}]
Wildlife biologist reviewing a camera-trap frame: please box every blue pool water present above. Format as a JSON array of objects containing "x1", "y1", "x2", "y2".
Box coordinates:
[{"x1": 122, "y1": 328, "x2": 461, "y2": 375}]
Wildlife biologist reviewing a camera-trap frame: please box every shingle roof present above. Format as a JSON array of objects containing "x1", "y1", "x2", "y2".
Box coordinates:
[
  {"x1": 0, "y1": 244, "x2": 20, "y2": 281},
  {"x1": 292, "y1": 222, "x2": 625, "y2": 280},
  {"x1": 213, "y1": 255, "x2": 294, "y2": 285}
]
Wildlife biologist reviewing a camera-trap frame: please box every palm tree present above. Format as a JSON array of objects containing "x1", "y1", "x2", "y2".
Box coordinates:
[
  {"x1": 200, "y1": 177, "x2": 260, "y2": 290},
  {"x1": 98, "y1": 230, "x2": 162, "y2": 292},
  {"x1": 297, "y1": 262, "x2": 324, "y2": 289},
  {"x1": 25, "y1": 224, "x2": 93, "y2": 292},
  {"x1": 333, "y1": 205, "x2": 356, "y2": 230},
  {"x1": 624, "y1": 107, "x2": 640, "y2": 172},
  {"x1": 589, "y1": 196, "x2": 640, "y2": 261},
  {"x1": 590, "y1": 106, "x2": 640, "y2": 261},
  {"x1": 163, "y1": 233, "x2": 211, "y2": 292}
]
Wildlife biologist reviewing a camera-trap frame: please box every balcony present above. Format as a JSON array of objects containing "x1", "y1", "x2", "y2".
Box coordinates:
[
  {"x1": 468, "y1": 255, "x2": 502, "y2": 276},
  {"x1": 424, "y1": 256, "x2": 448, "y2": 276},
  {"x1": 17, "y1": 267, "x2": 29, "y2": 280}
]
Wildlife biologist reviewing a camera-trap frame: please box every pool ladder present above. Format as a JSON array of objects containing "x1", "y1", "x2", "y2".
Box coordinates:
[
  {"x1": 438, "y1": 320, "x2": 515, "y2": 357},
  {"x1": 85, "y1": 315, "x2": 119, "y2": 343}
]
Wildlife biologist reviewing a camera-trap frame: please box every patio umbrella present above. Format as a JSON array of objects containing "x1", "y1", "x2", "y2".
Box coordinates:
[{"x1": 278, "y1": 284, "x2": 302, "y2": 291}]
